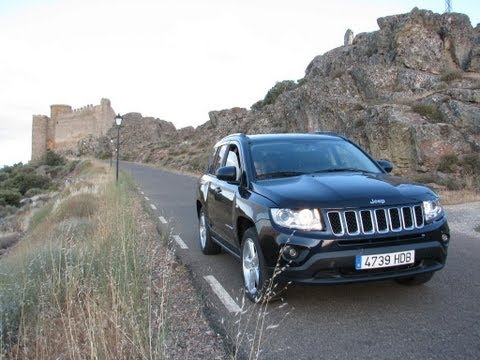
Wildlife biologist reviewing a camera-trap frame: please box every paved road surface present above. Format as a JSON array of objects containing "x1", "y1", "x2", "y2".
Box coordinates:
[{"x1": 123, "y1": 162, "x2": 480, "y2": 360}]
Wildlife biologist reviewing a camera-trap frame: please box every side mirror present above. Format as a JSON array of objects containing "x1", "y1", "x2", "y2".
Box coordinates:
[
  {"x1": 216, "y1": 166, "x2": 238, "y2": 182},
  {"x1": 377, "y1": 159, "x2": 393, "y2": 173}
]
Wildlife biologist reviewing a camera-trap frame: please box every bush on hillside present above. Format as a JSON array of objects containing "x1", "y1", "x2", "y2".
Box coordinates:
[
  {"x1": 251, "y1": 80, "x2": 299, "y2": 110},
  {"x1": 412, "y1": 103, "x2": 445, "y2": 123},
  {"x1": 437, "y1": 153, "x2": 458, "y2": 173},
  {"x1": 0, "y1": 189, "x2": 22, "y2": 207},
  {"x1": 8, "y1": 173, "x2": 51, "y2": 195},
  {"x1": 461, "y1": 153, "x2": 480, "y2": 175},
  {"x1": 41, "y1": 151, "x2": 66, "y2": 167}
]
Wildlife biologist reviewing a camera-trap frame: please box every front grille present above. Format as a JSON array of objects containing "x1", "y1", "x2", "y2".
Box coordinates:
[{"x1": 326, "y1": 205, "x2": 424, "y2": 236}]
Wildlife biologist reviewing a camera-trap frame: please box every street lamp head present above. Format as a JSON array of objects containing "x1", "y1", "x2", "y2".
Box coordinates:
[{"x1": 115, "y1": 113, "x2": 123, "y2": 126}]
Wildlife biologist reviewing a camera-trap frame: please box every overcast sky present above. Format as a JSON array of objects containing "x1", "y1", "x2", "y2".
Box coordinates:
[{"x1": 1, "y1": 0, "x2": 479, "y2": 166}]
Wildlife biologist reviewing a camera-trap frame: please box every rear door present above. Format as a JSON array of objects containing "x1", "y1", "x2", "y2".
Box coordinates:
[{"x1": 206, "y1": 144, "x2": 228, "y2": 239}]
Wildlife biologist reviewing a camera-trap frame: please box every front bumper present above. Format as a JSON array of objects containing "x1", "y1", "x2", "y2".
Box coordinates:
[
  {"x1": 262, "y1": 220, "x2": 449, "y2": 285},
  {"x1": 272, "y1": 241, "x2": 446, "y2": 284}
]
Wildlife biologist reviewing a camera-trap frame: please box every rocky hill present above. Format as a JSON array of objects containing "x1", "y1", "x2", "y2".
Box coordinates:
[{"x1": 88, "y1": 8, "x2": 480, "y2": 186}]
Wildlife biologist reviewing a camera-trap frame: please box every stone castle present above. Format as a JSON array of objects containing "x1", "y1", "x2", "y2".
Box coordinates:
[{"x1": 31, "y1": 98, "x2": 116, "y2": 160}]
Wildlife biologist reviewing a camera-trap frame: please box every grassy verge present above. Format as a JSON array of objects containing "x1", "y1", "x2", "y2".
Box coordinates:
[
  {"x1": 437, "y1": 189, "x2": 480, "y2": 205},
  {"x1": 0, "y1": 161, "x2": 168, "y2": 358}
]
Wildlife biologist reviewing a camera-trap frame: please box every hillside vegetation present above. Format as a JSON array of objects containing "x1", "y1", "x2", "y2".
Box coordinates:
[
  {"x1": 0, "y1": 161, "x2": 225, "y2": 359},
  {"x1": 0, "y1": 152, "x2": 74, "y2": 215}
]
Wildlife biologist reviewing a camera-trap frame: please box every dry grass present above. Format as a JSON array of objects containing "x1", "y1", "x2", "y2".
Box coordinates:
[
  {"x1": 0, "y1": 161, "x2": 172, "y2": 359},
  {"x1": 437, "y1": 189, "x2": 480, "y2": 205}
]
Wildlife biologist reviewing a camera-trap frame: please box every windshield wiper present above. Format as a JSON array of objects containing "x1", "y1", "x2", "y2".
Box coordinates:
[{"x1": 257, "y1": 171, "x2": 305, "y2": 179}]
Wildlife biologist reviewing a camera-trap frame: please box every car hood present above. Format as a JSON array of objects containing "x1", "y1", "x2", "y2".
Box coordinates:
[{"x1": 251, "y1": 172, "x2": 436, "y2": 209}]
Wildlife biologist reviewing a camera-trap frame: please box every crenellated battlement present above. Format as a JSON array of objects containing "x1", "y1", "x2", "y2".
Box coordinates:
[{"x1": 31, "y1": 98, "x2": 116, "y2": 160}]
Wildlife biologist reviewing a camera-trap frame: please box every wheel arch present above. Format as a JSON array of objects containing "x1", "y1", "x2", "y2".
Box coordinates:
[{"x1": 237, "y1": 216, "x2": 255, "y2": 246}]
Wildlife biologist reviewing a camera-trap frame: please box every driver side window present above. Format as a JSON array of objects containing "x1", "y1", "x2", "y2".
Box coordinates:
[
  {"x1": 225, "y1": 145, "x2": 242, "y2": 181},
  {"x1": 209, "y1": 144, "x2": 228, "y2": 175}
]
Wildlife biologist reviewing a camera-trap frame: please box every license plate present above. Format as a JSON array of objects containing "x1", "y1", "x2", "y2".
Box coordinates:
[{"x1": 355, "y1": 250, "x2": 415, "y2": 270}]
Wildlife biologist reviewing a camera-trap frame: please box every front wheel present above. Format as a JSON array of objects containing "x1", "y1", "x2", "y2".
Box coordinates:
[
  {"x1": 242, "y1": 228, "x2": 269, "y2": 303},
  {"x1": 395, "y1": 272, "x2": 434, "y2": 286},
  {"x1": 198, "y1": 208, "x2": 221, "y2": 255}
]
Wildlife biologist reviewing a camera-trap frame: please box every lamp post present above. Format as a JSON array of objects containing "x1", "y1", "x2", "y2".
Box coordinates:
[
  {"x1": 115, "y1": 114, "x2": 123, "y2": 184},
  {"x1": 110, "y1": 139, "x2": 114, "y2": 167}
]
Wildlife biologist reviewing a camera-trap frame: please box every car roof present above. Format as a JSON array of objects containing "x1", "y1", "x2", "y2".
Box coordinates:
[
  {"x1": 245, "y1": 133, "x2": 344, "y2": 143},
  {"x1": 214, "y1": 132, "x2": 348, "y2": 148}
]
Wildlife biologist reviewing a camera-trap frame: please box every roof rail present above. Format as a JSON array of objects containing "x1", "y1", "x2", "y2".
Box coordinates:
[
  {"x1": 224, "y1": 133, "x2": 246, "y2": 138},
  {"x1": 313, "y1": 131, "x2": 345, "y2": 138}
]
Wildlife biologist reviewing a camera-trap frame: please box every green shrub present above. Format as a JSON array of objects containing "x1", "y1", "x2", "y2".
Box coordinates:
[
  {"x1": 441, "y1": 68, "x2": 463, "y2": 82},
  {"x1": 25, "y1": 188, "x2": 44, "y2": 197},
  {"x1": 9, "y1": 173, "x2": 51, "y2": 195},
  {"x1": 412, "y1": 103, "x2": 445, "y2": 123},
  {"x1": 41, "y1": 151, "x2": 66, "y2": 166},
  {"x1": 251, "y1": 80, "x2": 299, "y2": 110},
  {"x1": 0, "y1": 204, "x2": 17, "y2": 218},
  {"x1": 437, "y1": 153, "x2": 458, "y2": 173},
  {"x1": 461, "y1": 154, "x2": 480, "y2": 175},
  {"x1": 0, "y1": 189, "x2": 22, "y2": 207},
  {"x1": 440, "y1": 177, "x2": 464, "y2": 191}
]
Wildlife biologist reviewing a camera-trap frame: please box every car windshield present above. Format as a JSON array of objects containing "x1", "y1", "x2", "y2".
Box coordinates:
[{"x1": 250, "y1": 138, "x2": 382, "y2": 179}]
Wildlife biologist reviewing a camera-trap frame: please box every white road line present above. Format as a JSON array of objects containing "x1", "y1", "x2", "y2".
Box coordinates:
[
  {"x1": 172, "y1": 235, "x2": 188, "y2": 249},
  {"x1": 150, "y1": 204, "x2": 157, "y2": 210},
  {"x1": 159, "y1": 216, "x2": 168, "y2": 224},
  {"x1": 204, "y1": 275, "x2": 241, "y2": 313},
  {"x1": 145, "y1": 196, "x2": 150, "y2": 201}
]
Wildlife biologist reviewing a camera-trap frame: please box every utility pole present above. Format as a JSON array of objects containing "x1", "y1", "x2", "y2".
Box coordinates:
[{"x1": 445, "y1": 0, "x2": 452, "y2": 13}]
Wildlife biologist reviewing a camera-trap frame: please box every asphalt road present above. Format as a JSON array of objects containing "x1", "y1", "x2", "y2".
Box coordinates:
[{"x1": 122, "y1": 161, "x2": 480, "y2": 360}]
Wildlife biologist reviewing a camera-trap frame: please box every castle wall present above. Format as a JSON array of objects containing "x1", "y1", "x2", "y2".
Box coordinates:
[
  {"x1": 31, "y1": 115, "x2": 49, "y2": 161},
  {"x1": 31, "y1": 98, "x2": 116, "y2": 159}
]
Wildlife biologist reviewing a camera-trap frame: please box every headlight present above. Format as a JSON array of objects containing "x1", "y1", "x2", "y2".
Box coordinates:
[
  {"x1": 270, "y1": 208, "x2": 323, "y2": 231},
  {"x1": 422, "y1": 199, "x2": 443, "y2": 223}
]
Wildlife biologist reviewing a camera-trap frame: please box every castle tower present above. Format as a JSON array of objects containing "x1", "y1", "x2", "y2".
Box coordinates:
[
  {"x1": 49, "y1": 105, "x2": 72, "y2": 150},
  {"x1": 100, "y1": 98, "x2": 116, "y2": 134},
  {"x1": 31, "y1": 115, "x2": 49, "y2": 161}
]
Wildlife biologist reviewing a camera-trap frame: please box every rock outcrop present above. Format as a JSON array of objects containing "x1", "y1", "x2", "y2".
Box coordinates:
[
  {"x1": 190, "y1": 8, "x2": 480, "y2": 175},
  {"x1": 87, "y1": 8, "x2": 479, "y2": 179}
]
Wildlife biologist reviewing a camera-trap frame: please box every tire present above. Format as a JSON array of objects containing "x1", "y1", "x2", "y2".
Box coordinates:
[
  {"x1": 395, "y1": 272, "x2": 434, "y2": 286},
  {"x1": 242, "y1": 228, "x2": 268, "y2": 302},
  {"x1": 198, "y1": 208, "x2": 221, "y2": 255}
]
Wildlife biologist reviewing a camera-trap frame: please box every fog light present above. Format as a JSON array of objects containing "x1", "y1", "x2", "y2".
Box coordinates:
[
  {"x1": 283, "y1": 245, "x2": 299, "y2": 259},
  {"x1": 441, "y1": 233, "x2": 449, "y2": 242}
]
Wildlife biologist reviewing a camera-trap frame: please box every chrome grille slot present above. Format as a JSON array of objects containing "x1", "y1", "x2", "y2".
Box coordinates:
[
  {"x1": 375, "y1": 209, "x2": 388, "y2": 233},
  {"x1": 344, "y1": 211, "x2": 360, "y2": 235},
  {"x1": 389, "y1": 208, "x2": 401, "y2": 231},
  {"x1": 360, "y1": 210, "x2": 374, "y2": 234},
  {"x1": 402, "y1": 207, "x2": 414, "y2": 229},
  {"x1": 414, "y1": 205, "x2": 424, "y2": 228},
  {"x1": 328, "y1": 212, "x2": 343, "y2": 235},
  {"x1": 326, "y1": 204, "x2": 425, "y2": 237}
]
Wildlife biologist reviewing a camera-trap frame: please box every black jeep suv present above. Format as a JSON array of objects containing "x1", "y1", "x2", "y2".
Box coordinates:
[{"x1": 196, "y1": 133, "x2": 449, "y2": 302}]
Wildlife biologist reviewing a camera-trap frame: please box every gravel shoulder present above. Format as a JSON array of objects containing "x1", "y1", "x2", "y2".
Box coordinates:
[
  {"x1": 139, "y1": 200, "x2": 228, "y2": 359},
  {"x1": 444, "y1": 201, "x2": 480, "y2": 239}
]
